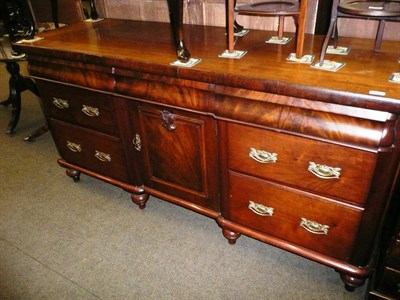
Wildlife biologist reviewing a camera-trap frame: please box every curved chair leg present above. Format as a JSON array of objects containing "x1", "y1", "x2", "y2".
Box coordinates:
[
  {"x1": 319, "y1": 0, "x2": 340, "y2": 65},
  {"x1": 167, "y1": 0, "x2": 191, "y2": 62},
  {"x1": 319, "y1": 18, "x2": 337, "y2": 65},
  {"x1": 374, "y1": 20, "x2": 385, "y2": 52},
  {"x1": 232, "y1": 0, "x2": 244, "y2": 33}
]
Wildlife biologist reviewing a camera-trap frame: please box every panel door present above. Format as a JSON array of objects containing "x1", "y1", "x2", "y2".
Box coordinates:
[{"x1": 126, "y1": 102, "x2": 219, "y2": 211}]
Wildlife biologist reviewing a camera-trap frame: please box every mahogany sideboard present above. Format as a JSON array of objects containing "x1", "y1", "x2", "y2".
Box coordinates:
[{"x1": 14, "y1": 19, "x2": 400, "y2": 291}]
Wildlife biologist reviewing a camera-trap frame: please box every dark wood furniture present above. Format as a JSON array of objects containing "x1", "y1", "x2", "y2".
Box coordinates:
[
  {"x1": 319, "y1": 0, "x2": 400, "y2": 65},
  {"x1": 368, "y1": 218, "x2": 400, "y2": 299},
  {"x1": 367, "y1": 174, "x2": 400, "y2": 299},
  {"x1": 15, "y1": 19, "x2": 400, "y2": 292}
]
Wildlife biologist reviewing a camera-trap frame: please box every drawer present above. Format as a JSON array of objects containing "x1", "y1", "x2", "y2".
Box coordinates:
[
  {"x1": 37, "y1": 80, "x2": 118, "y2": 135},
  {"x1": 50, "y1": 120, "x2": 129, "y2": 183},
  {"x1": 387, "y1": 238, "x2": 400, "y2": 269},
  {"x1": 379, "y1": 267, "x2": 400, "y2": 296},
  {"x1": 227, "y1": 123, "x2": 377, "y2": 205},
  {"x1": 225, "y1": 171, "x2": 363, "y2": 260}
]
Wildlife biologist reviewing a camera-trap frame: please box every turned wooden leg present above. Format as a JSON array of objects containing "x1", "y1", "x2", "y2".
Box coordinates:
[
  {"x1": 66, "y1": 168, "x2": 81, "y2": 182},
  {"x1": 222, "y1": 228, "x2": 241, "y2": 245},
  {"x1": 167, "y1": 0, "x2": 191, "y2": 62},
  {"x1": 319, "y1": 0, "x2": 340, "y2": 65},
  {"x1": 226, "y1": 0, "x2": 235, "y2": 53},
  {"x1": 131, "y1": 192, "x2": 149, "y2": 209}
]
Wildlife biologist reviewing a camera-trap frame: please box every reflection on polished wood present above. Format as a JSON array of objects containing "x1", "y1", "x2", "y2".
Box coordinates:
[
  {"x1": 14, "y1": 19, "x2": 400, "y2": 291},
  {"x1": 168, "y1": 0, "x2": 309, "y2": 61}
]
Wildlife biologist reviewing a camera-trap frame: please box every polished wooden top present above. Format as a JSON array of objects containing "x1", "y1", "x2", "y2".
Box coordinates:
[{"x1": 15, "y1": 19, "x2": 400, "y2": 113}]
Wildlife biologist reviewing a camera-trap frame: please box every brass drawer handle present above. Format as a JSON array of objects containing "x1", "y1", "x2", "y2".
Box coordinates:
[
  {"x1": 52, "y1": 97, "x2": 69, "y2": 109},
  {"x1": 308, "y1": 162, "x2": 341, "y2": 179},
  {"x1": 249, "y1": 148, "x2": 277, "y2": 163},
  {"x1": 300, "y1": 218, "x2": 329, "y2": 235},
  {"x1": 82, "y1": 105, "x2": 99, "y2": 117},
  {"x1": 248, "y1": 201, "x2": 274, "y2": 217},
  {"x1": 95, "y1": 150, "x2": 111, "y2": 162},
  {"x1": 67, "y1": 141, "x2": 81, "y2": 152}
]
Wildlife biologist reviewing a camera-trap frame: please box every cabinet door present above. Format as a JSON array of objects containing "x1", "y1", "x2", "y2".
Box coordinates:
[{"x1": 126, "y1": 102, "x2": 219, "y2": 211}]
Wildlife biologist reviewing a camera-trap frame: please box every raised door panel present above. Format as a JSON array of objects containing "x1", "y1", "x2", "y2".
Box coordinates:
[{"x1": 132, "y1": 103, "x2": 218, "y2": 211}]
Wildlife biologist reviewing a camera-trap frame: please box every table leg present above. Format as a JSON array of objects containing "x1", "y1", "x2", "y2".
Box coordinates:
[{"x1": 1, "y1": 62, "x2": 40, "y2": 134}]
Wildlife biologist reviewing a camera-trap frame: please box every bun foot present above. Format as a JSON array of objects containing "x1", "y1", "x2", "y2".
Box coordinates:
[
  {"x1": 339, "y1": 273, "x2": 366, "y2": 291},
  {"x1": 131, "y1": 192, "x2": 149, "y2": 209},
  {"x1": 66, "y1": 168, "x2": 80, "y2": 182},
  {"x1": 222, "y1": 229, "x2": 241, "y2": 245}
]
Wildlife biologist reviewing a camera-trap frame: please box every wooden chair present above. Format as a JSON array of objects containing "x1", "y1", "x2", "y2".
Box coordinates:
[
  {"x1": 319, "y1": 0, "x2": 400, "y2": 65},
  {"x1": 226, "y1": 0, "x2": 309, "y2": 58},
  {"x1": 29, "y1": 0, "x2": 85, "y2": 30}
]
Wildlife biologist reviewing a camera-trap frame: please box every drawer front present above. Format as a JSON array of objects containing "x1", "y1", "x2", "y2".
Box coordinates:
[
  {"x1": 37, "y1": 80, "x2": 117, "y2": 135},
  {"x1": 226, "y1": 172, "x2": 363, "y2": 260},
  {"x1": 387, "y1": 238, "x2": 400, "y2": 269},
  {"x1": 379, "y1": 267, "x2": 400, "y2": 296},
  {"x1": 50, "y1": 120, "x2": 129, "y2": 183},
  {"x1": 227, "y1": 123, "x2": 376, "y2": 204}
]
